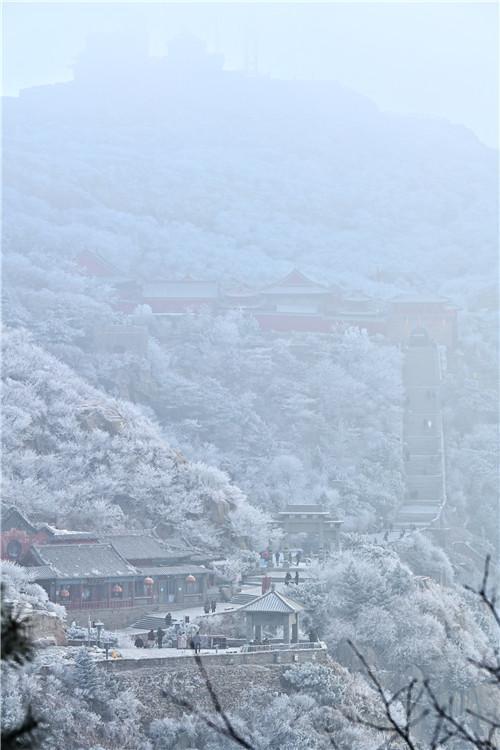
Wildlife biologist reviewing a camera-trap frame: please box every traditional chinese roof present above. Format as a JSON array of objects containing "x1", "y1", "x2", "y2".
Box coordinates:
[
  {"x1": 41, "y1": 525, "x2": 97, "y2": 542},
  {"x1": 1, "y1": 506, "x2": 96, "y2": 541},
  {"x1": 262, "y1": 269, "x2": 328, "y2": 296},
  {"x1": 31, "y1": 544, "x2": 138, "y2": 580},
  {"x1": 2, "y1": 507, "x2": 37, "y2": 534},
  {"x1": 236, "y1": 590, "x2": 303, "y2": 614},
  {"x1": 23, "y1": 565, "x2": 56, "y2": 581},
  {"x1": 102, "y1": 534, "x2": 184, "y2": 562},
  {"x1": 138, "y1": 565, "x2": 209, "y2": 577},
  {"x1": 278, "y1": 504, "x2": 330, "y2": 515},
  {"x1": 75, "y1": 250, "x2": 122, "y2": 278},
  {"x1": 391, "y1": 293, "x2": 450, "y2": 304}
]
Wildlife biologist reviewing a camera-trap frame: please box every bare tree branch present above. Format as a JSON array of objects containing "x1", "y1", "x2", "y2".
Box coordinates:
[{"x1": 162, "y1": 653, "x2": 254, "y2": 750}]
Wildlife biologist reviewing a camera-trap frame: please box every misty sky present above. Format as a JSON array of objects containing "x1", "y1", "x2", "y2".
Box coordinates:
[{"x1": 3, "y1": 2, "x2": 498, "y2": 148}]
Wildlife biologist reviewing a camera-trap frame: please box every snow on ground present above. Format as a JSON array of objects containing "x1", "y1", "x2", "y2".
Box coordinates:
[
  {"x1": 122, "y1": 582, "x2": 263, "y2": 635},
  {"x1": 96, "y1": 646, "x2": 243, "y2": 661}
]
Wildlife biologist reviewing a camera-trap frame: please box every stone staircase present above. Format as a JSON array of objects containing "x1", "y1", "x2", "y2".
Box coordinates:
[
  {"x1": 131, "y1": 614, "x2": 167, "y2": 630},
  {"x1": 396, "y1": 341, "x2": 447, "y2": 530}
]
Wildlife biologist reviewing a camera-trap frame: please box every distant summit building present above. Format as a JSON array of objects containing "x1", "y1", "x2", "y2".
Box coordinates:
[{"x1": 76, "y1": 253, "x2": 458, "y2": 347}]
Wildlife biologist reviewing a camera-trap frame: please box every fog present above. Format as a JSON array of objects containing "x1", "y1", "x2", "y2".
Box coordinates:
[
  {"x1": 4, "y1": 2, "x2": 498, "y2": 146},
  {"x1": 1, "y1": 3, "x2": 499, "y2": 750}
]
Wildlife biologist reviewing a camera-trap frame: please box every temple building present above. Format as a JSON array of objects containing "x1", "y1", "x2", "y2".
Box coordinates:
[
  {"x1": 237, "y1": 589, "x2": 303, "y2": 644},
  {"x1": 254, "y1": 269, "x2": 337, "y2": 334},
  {"x1": 387, "y1": 294, "x2": 458, "y2": 348},
  {"x1": 275, "y1": 504, "x2": 342, "y2": 554},
  {"x1": 1, "y1": 507, "x2": 97, "y2": 562},
  {"x1": 1, "y1": 508, "x2": 212, "y2": 626},
  {"x1": 75, "y1": 253, "x2": 459, "y2": 348}
]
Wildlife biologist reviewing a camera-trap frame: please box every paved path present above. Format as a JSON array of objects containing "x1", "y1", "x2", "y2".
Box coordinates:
[{"x1": 122, "y1": 582, "x2": 263, "y2": 635}]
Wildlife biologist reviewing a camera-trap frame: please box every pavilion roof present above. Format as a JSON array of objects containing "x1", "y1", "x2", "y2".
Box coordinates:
[{"x1": 236, "y1": 590, "x2": 303, "y2": 614}]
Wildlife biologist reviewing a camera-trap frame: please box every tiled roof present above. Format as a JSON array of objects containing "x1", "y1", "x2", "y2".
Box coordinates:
[
  {"x1": 262, "y1": 270, "x2": 328, "y2": 295},
  {"x1": 1, "y1": 506, "x2": 95, "y2": 539},
  {"x1": 236, "y1": 590, "x2": 303, "y2": 614},
  {"x1": 278, "y1": 504, "x2": 330, "y2": 515},
  {"x1": 102, "y1": 534, "x2": 173, "y2": 562},
  {"x1": 42, "y1": 525, "x2": 96, "y2": 541},
  {"x1": 2, "y1": 507, "x2": 38, "y2": 533},
  {"x1": 138, "y1": 565, "x2": 209, "y2": 577},
  {"x1": 32, "y1": 544, "x2": 138, "y2": 580},
  {"x1": 23, "y1": 565, "x2": 56, "y2": 580}
]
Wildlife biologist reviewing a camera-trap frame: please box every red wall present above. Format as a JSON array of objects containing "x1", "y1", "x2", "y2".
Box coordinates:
[{"x1": 1, "y1": 528, "x2": 50, "y2": 562}]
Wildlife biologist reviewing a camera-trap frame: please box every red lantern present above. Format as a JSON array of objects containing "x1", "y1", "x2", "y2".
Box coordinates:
[
  {"x1": 112, "y1": 584, "x2": 123, "y2": 594},
  {"x1": 59, "y1": 588, "x2": 70, "y2": 598},
  {"x1": 185, "y1": 574, "x2": 196, "y2": 584},
  {"x1": 144, "y1": 576, "x2": 154, "y2": 586}
]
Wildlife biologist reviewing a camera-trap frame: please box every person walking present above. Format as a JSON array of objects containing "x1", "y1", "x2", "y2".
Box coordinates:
[
  {"x1": 210, "y1": 599, "x2": 217, "y2": 613},
  {"x1": 134, "y1": 635, "x2": 144, "y2": 648},
  {"x1": 156, "y1": 627, "x2": 165, "y2": 649},
  {"x1": 192, "y1": 633, "x2": 201, "y2": 654},
  {"x1": 275, "y1": 550, "x2": 280, "y2": 566},
  {"x1": 295, "y1": 551, "x2": 301, "y2": 566},
  {"x1": 203, "y1": 600, "x2": 210, "y2": 614},
  {"x1": 164, "y1": 612, "x2": 172, "y2": 628},
  {"x1": 147, "y1": 629, "x2": 155, "y2": 649},
  {"x1": 284, "y1": 571, "x2": 292, "y2": 586},
  {"x1": 294, "y1": 570, "x2": 300, "y2": 585}
]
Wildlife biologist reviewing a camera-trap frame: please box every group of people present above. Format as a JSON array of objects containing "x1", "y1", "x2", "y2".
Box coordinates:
[
  {"x1": 203, "y1": 600, "x2": 217, "y2": 614},
  {"x1": 273, "y1": 550, "x2": 302, "y2": 567},
  {"x1": 134, "y1": 626, "x2": 166, "y2": 649}
]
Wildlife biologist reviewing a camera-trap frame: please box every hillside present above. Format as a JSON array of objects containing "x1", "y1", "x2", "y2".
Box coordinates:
[
  {"x1": 1, "y1": 39, "x2": 496, "y2": 541},
  {"x1": 1, "y1": 329, "x2": 270, "y2": 550}
]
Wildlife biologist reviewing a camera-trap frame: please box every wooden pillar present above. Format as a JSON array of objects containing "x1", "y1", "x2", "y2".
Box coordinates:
[
  {"x1": 292, "y1": 613, "x2": 299, "y2": 643},
  {"x1": 246, "y1": 614, "x2": 254, "y2": 642},
  {"x1": 318, "y1": 520, "x2": 324, "y2": 549},
  {"x1": 283, "y1": 615, "x2": 291, "y2": 643}
]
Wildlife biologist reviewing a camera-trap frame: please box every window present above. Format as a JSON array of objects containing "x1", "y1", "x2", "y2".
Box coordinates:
[{"x1": 6, "y1": 539, "x2": 22, "y2": 560}]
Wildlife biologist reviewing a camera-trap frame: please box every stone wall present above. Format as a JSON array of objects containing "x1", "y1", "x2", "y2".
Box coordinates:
[
  {"x1": 99, "y1": 647, "x2": 330, "y2": 722},
  {"x1": 100, "y1": 644, "x2": 327, "y2": 673}
]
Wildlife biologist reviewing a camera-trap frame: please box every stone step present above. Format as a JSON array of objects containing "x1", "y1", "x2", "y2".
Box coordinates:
[
  {"x1": 131, "y1": 614, "x2": 166, "y2": 630},
  {"x1": 404, "y1": 435, "x2": 441, "y2": 453}
]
